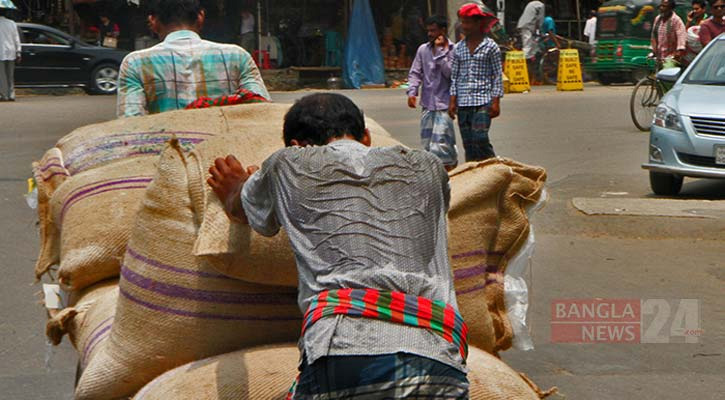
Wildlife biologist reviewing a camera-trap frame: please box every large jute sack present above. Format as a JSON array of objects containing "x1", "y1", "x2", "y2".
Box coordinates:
[
  {"x1": 33, "y1": 103, "x2": 392, "y2": 290},
  {"x1": 133, "y1": 344, "x2": 553, "y2": 400},
  {"x1": 448, "y1": 159, "x2": 546, "y2": 353},
  {"x1": 45, "y1": 279, "x2": 118, "y2": 370},
  {"x1": 38, "y1": 158, "x2": 154, "y2": 290},
  {"x1": 74, "y1": 142, "x2": 303, "y2": 400},
  {"x1": 32, "y1": 148, "x2": 70, "y2": 279}
]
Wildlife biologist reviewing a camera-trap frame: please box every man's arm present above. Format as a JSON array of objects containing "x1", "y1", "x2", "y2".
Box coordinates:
[
  {"x1": 237, "y1": 51, "x2": 271, "y2": 101},
  {"x1": 433, "y1": 39, "x2": 453, "y2": 80},
  {"x1": 13, "y1": 23, "x2": 21, "y2": 62},
  {"x1": 407, "y1": 46, "x2": 423, "y2": 108},
  {"x1": 116, "y1": 56, "x2": 148, "y2": 118},
  {"x1": 488, "y1": 44, "x2": 504, "y2": 118},
  {"x1": 674, "y1": 17, "x2": 687, "y2": 52},
  {"x1": 698, "y1": 23, "x2": 712, "y2": 46},
  {"x1": 448, "y1": 46, "x2": 459, "y2": 119}
]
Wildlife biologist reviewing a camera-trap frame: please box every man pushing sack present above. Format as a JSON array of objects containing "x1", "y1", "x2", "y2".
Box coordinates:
[{"x1": 208, "y1": 93, "x2": 469, "y2": 399}]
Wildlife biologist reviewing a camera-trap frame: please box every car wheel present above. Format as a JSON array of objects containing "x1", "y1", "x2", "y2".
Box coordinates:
[
  {"x1": 598, "y1": 75, "x2": 613, "y2": 85},
  {"x1": 89, "y1": 63, "x2": 119, "y2": 95},
  {"x1": 649, "y1": 171, "x2": 683, "y2": 196}
]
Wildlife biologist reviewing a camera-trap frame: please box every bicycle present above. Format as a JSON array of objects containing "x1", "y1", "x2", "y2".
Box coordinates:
[{"x1": 629, "y1": 55, "x2": 673, "y2": 131}]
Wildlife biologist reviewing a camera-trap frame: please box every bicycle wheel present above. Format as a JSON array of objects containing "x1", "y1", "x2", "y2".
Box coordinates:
[
  {"x1": 629, "y1": 77, "x2": 661, "y2": 131},
  {"x1": 539, "y1": 49, "x2": 559, "y2": 85}
]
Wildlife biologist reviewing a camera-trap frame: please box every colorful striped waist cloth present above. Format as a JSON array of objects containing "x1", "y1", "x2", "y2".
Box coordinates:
[{"x1": 302, "y1": 288, "x2": 468, "y2": 359}]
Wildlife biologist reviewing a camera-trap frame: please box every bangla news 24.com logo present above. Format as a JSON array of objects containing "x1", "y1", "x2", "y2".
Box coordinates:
[{"x1": 551, "y1": 299, "x2": 703, "y2": 343}]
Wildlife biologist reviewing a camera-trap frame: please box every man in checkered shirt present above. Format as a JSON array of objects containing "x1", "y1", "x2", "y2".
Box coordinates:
[
  {"x1": 116, "y1": 0, "x2": 270, "y2": 118},
  {"x1": 448, "y1": 4, "x2": 504, "y2": 161}
]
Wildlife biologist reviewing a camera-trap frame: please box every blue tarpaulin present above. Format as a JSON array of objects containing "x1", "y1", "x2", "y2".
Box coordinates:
[{"x1": 343, "y1": 0, "x2": 385, "y2": 89}]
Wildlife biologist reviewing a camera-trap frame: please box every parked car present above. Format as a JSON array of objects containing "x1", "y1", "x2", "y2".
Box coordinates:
[
  {"x1": 642, "y1": 34, "x2": 725, "y2": 195},
  {"x1": 14, "y1": 23, "x2": 129, "y2": 95}
]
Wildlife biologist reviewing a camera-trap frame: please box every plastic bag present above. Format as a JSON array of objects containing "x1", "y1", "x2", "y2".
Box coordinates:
[
  {"x1": 343, "y1": 0, "x2": 385, "y2": 89},
  {"x1": 503, "y1": 188, "x2": 547, "y2": 351},
  {"x1": 25, "y1": 178, "x2": 38, "y2": 210}
]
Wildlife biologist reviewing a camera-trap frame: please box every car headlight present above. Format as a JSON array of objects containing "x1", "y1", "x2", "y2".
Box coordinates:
[{"x1": 653, "y1": 104, "x2": 683, "y2": 131}]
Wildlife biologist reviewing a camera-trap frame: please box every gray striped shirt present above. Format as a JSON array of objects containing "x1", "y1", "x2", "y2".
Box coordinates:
[{"x1": 241, "y1": 139, "x2": 465, "y2": 371}]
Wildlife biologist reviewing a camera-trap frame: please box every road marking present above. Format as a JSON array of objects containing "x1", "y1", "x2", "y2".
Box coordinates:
[{"x1": 572, "y1": 197, "x2": 724, "y2": 219}]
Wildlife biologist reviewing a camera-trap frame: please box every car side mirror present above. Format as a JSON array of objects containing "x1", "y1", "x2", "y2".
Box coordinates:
[{"x1": 656, "y1": 67, "x2": 681, "y2": 83}]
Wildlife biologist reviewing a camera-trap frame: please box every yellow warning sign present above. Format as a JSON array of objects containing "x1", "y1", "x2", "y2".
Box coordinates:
[
  {"x1": 504, "y1": 51, "x2": 530, "y2": 93},
  {"x1": 556, "y1": 49, "x2": 583, "y2": 91}
]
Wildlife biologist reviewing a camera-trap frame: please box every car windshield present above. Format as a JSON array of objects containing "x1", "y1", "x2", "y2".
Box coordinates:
[{"x1": 683, "y1": 40, "x2": 725, "y2": 85}]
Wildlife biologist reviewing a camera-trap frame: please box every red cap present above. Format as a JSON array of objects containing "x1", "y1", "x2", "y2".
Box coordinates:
[{"x1": 457, "y1": 3, "x2": 498, "y2": 33}]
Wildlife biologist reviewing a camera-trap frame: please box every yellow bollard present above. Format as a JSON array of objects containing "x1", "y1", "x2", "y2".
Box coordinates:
[
  {"x1": 504, "y1": 51, "x2": 530, "y2": 93},
  {"x1": 556, "y1": 49, "x2": 584, "y2": 91}
]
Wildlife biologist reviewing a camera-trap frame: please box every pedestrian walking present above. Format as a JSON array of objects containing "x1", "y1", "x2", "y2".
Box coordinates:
[
  {"x1": 517, "y1": 0, "x2": 545, "y2": 83},
  {"x1": 240, "y1": 9, "x2": 255, "y2": 52},
  {"x1": 698, "y1": 0, "x2": 725, "y2": 46},
  {"x1": 449, "y1": 4, "x2": 503, "y2": 162},
  {"x1": 407, "y1": 15, "x2": 458, "y2": 169},
  {"x1": 584, "y1": 10, "x2": 597, "y2": 45},
  {"x1": 207, "y1": 93, "x2": 470, "y2": 399},
  {"x1": 0, "y1": 7, "x2": 21, "y2": 102},
  {"x1": 686, "y1": 0, "x2": 708, "y2": 28},
  {"x1": 651, "y1": 0, "x2": 687, "y2": 67},
  {"x1": 116, "y1": 0, "x2": 270, "y2": 118}
]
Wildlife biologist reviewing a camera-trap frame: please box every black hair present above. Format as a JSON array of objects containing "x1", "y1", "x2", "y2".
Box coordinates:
[
  {"x1": 691, "y1": 0, "x2": 706, "y2": 7},
  {"x1": 662, "y1": 0, "x2": 677, "y2": 8},
  {"x1": 149, "y1": 0, "x2": 202, "y2": 26},
  {"x1": 710, "y1": 0, "x2": 724, "y2": 5},
  {"x1": 425, "y1": 15, "x2": 448, "y2": 29},
  {"x1": 283, "y1": 93, "x2": 366, "y2": 146}
]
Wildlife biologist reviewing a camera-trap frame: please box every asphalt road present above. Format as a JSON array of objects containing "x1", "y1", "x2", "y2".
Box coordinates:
[{"x1": 0, "y1": 86, "x2": 723, "y2": 399}]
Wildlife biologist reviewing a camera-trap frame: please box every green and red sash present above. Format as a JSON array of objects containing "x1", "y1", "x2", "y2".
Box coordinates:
[{"x1": 301, "y1": 288, "x2": 469, "y2": 359}]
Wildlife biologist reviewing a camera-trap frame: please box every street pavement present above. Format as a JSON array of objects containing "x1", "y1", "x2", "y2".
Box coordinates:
[{"x1": 0, "y1": 86, "x2": 722, "y2": 399}]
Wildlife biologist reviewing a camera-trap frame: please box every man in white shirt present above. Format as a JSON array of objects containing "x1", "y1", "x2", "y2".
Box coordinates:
[
  {"x1": 0, "y1": 9, "x2": 21, "y2": 102},
  {"x1": 584, "y1": 10, "x2": 598, "y2": 45},
  {"x1": 240, "y1": 9, "x2": 255, "y2": 52}
]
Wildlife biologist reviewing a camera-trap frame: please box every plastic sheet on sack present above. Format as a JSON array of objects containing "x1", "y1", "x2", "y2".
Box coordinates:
[
  {"x1": 504, "y1": 188, "x2": 547, "y2": 351},
  {"x1": 343, "y1": 0, "x2": 385, "y2": 89}
]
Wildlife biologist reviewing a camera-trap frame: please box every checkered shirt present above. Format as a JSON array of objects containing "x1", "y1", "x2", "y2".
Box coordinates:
[
  {"x1": 450, "y1": 37, "x2": 504, "y2": 108},
  {"x1": 117, "y1": 30, "x2": 270, "y2": 118}
]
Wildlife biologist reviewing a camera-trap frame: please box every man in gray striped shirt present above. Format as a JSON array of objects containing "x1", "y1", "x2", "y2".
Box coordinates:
[{"x1": 207, "y1": 93, "x2": 469, "y2": 399}]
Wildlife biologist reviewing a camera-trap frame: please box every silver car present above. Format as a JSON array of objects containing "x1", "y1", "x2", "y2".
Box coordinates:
[{"x1": 642, "y1": 34, "x2": 725, "y2": 195}]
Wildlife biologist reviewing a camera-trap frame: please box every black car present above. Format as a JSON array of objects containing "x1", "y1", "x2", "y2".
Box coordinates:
[{"x1": 15, "y1": 23, "x2": 129, "y2": 95}]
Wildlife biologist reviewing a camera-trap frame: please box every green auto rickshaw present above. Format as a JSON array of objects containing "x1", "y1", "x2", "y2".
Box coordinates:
[{"x1": 584, "y1": 0, "x2": 689, "y2": 84}]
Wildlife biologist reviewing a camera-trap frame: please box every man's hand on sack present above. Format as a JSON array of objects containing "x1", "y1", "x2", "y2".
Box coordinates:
[{"x1": 208, "y1": 155, "x2": 259, "y2": 223}]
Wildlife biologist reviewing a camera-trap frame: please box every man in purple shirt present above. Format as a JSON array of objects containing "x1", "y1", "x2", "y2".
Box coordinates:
[{"x1": 407, "y1": 15, "x2": 458, "y2": 169}]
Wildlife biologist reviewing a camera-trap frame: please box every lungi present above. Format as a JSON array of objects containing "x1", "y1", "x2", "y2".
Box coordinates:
[{"x1": 421, "y1": 109, "x2": 458, "y2": 167}]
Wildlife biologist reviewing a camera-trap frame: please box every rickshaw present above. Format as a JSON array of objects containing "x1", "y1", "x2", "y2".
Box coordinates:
[{"x1": 584, "y1": 0, "x2": 689, "y2": 84}]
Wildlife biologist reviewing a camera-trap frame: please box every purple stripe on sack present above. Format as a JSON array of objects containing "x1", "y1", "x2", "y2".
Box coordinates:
[
  {"x1": 455, "y1": 277, "x2": 502, "y2": 296},
  {"x1": 60, "y1": 185, "x2": 150, "y2": 223},
  {"x1": 451, "y1": 249, "x2": 504, "y2": 259},
  {"x1": 42, "y1": 171, "x2": 69, "y2": 181},
  {"x1": 121, "y1": 267, "x2": 298, "y2": 305},
  {"x1": 126, "y1": 248, "x2": 233, "y2": 280},
  {"x1": 60, "y1": 177, "x2": 153, "y2": 220},
  {"x1": 453, "y1": 264, "x2": 498, "y2": 280},
  {"x1": 100, "y1": 130, "x2": 216, "y2": 140},
  {"x1": 81, "y1": 325, "x2": 112, "y2": 366},
  {"x1": 120, "y1": 287, "x2": 302, "y2": 321},
  {"x1": 40, "y1": 162, "x2": 65, "y2": 172},
  {"x1": 65, "y1": 175, "x2": 152, "y2": 198}
]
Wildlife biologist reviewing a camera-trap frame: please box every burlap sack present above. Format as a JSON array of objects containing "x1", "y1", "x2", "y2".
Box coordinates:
[
  {"x1": 38, "y1": 158, "x2": 154, "y2": 290},
  {"x1": 45, "y1": 279, "x2": 118, "y2": 370},
  {"x1": 54, "y1": 107, "x2": 226, "y2": 176},
  {"x1": 75, "y1": 142, "x2": 303, "y2": 400},
  {"x1": 449, "y1": 159, "x2": 546, "y2": 353},
  {"x1": 133, "y1": 344, "x2": 553, "y2": 400},
  {"x1": 32, "y1": 147, "x2": 69, "y2": 280},
  {"x1": 33, "y1": 103, "x2": 392, "y2": 290}
]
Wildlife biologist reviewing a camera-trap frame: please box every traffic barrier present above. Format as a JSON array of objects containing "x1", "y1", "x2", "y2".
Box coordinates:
[
  {"x1": 556, "y1": 49, "x2": 584, "y2": 91},
  {"x1": 504, "y1": 51, "x2": 530, "y2": 93}
]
